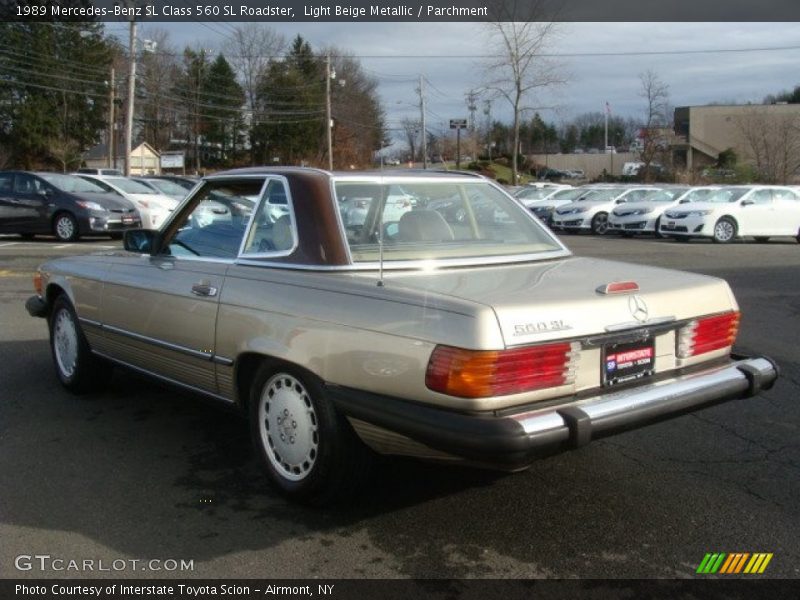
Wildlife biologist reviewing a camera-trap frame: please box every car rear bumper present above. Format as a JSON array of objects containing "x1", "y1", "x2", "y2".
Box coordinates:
[{"x1": 327, "y1": 354, "x2": 778, "y2": 469}]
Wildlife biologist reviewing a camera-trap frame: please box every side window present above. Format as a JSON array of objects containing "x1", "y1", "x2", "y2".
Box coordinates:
[
  {"x1": 242, "y1": 179, "x2": 296, "y2": 254},
  {"x1": 14, "y1": 174, "x2": 42, "y2": 194},
  {"x1": 165, "y1": 179, "x2": 261, "y2": 259},
  {"x1": 773, "y1": 189, "x2": 797, "y2": 201},
  {"x1": 749, "y1": 190, "x2": 772, "y2": 204},
  {"x1": 0, "y1": 173, "x2": 13, "y2": 193}
]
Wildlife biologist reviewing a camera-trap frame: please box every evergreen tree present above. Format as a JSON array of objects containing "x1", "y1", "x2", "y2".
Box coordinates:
[
  {"x1": 202, "y1": 54, "x2": 244, "y2": 166},
  {"x1": 0, "y1": 22, "x2": 116, "y2": 169}
]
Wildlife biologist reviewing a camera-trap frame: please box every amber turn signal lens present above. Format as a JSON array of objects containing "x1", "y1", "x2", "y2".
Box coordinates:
[
  {"x1": 425, "y1": 342, "x2": 578, "y2": 398},
  {"x1": 33, "y1": 271, "x2": 43, "y2": 296}
]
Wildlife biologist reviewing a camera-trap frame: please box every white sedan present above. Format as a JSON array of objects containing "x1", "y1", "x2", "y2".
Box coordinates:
[
  {"x1": 659, "y1": 185, "x2": 800, "y2": 243},
  {"x1": 552, "y1": 186, "x2": 654, "y2": 235},
  {"x1": 76, "y1": 175, "x2": 177, "y2": 230},
  {"x1": 608, "y1": 186, "x2": 718, "y2": 237}
]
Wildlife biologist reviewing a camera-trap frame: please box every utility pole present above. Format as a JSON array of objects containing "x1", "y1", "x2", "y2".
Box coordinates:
[
  {"x1": 484, "y1": 99, "x2": 492, "y2": 161},
  {"x1": 325, "y1": 52, "x2": 333, "y2": 171},
  {"x1": 107, "y1": 67, "x2": 115, "y2": 168},
  {"x1": 419, "y1": 75, "x2": 427, "y2": 169},
  {"x1": 465, "y1": 90, "x2": 478, "y2": 131},
  {"x1": 124, "y1": 14, "x2": 136, "y2": 176}
]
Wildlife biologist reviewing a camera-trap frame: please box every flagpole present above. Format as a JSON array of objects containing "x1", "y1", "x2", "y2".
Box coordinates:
[{"x1": 604, "y1": 101, "x2": 608, "y2": 151}]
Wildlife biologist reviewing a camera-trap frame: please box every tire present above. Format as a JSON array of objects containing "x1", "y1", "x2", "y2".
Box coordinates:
[
  {"x1": 654, "y1": 217, "x2": 664, "y2": 239},
  {"x1": 754, "y1": 236, "x2": 770, "y2": 243},
  {"x1": 590, "y1": 212, "x2": 609, "y2": 235},
  {"x1": 249, "y1": 362, "x2": 372, "y2": 505},
  {"x1": 49, "y1": 295, "x2": 112, "y2": 393},
  {"x1": 53, "y1": 212, "x2": 79, "y2": 242},
  {"x1": 712, "y1": 217, "x2": 737, "y2": 244}
]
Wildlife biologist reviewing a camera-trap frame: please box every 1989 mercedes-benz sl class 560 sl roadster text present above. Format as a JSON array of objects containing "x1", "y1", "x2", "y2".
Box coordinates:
[{"x1": 26, "y1": 168, "x2": 778, "y2": 504}]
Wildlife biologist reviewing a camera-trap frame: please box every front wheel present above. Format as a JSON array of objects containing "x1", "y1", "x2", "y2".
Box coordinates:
[
  {"x1": 590, "y1": 212, "x2": 609, "y2": 235},
  {"x1": 49, "y1": 296, "x2": 112, "y2": 393},
  {"x1": 53, "y1": 212, "x2": 79, "y2": 242},
  {"x1": 712, "y1": 217, "x2": 737, "y2": 244},
  {"x1": 249, "y1": 364, "x2": 372, "y2": 505}
]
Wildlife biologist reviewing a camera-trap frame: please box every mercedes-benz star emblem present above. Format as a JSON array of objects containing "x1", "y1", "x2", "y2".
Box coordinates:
[{"x1": 628, "y1": 295, "x2": 649, "y2": 323}]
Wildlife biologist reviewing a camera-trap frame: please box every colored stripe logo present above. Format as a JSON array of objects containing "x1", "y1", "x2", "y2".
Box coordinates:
[{"x1": 696, "y1": 552, "x2": 773, "y2": 574}]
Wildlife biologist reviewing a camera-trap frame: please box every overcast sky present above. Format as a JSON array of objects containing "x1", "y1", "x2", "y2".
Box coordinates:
[{"x1": 110, "y1": 22, "x2": 800, "y2": 144}]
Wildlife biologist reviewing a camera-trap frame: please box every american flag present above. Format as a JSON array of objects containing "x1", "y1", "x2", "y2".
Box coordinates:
[{"x1": 605, "y1": 101, "x2": 611, "y2": 115}]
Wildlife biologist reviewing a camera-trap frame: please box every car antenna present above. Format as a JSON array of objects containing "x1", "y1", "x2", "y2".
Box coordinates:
[{"x1": 377, "y1": 190, "x2": 385, "y2": 287}]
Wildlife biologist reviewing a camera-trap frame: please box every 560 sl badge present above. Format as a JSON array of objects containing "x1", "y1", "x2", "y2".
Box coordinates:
[{"x1": 513, "y1": 320, "x2": 572, "y2": 336}]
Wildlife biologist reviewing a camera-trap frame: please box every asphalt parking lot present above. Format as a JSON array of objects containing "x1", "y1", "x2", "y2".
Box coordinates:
[{"x1": 0, "y1": 233, "x2": 798, "y2": 579}]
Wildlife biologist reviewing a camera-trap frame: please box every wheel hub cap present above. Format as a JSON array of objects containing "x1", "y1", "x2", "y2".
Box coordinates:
[
  {"x1": 56, "y1": 217, "x2": 74, "y2": 239},
  {"x1": 258, "y1": 373, "x2": 318, "y2": 481},
  {"x1": 53, "y1": 309, "x2": 78, "y2": 377}
]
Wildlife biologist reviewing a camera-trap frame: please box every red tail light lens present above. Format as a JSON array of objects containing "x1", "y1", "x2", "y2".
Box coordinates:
[
  {"x1": 677, "y1": 311, "x2": 740, "y2": 358},
  {"x1": 425, "y1": 342, "x2": 579, "y2": 398}
]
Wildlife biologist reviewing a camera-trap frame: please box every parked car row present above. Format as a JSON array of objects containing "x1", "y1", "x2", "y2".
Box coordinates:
[
  {"x1": 519, "y1": 183, "x2": 800, "y2": 244},
  {"x1": 0, "y1": 171, "x2": 198, "y2": 241}
]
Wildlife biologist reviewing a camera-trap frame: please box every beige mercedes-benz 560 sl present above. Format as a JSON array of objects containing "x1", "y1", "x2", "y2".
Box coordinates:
[{"x1": 26, "y1": 168, "x2": 778, "y2": 504}]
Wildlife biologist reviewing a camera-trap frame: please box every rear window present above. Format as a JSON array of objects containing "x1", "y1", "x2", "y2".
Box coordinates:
[{"x1": 333, "y1": 180, "x2": 562, "y2": 263}]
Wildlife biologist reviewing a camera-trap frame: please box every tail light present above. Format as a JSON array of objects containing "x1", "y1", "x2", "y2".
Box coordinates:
[
  {"x1": 33, "y1": 271, "x2": 43, "y2": 296},
  {"x1": 425, "y1": 341, "x2": 580, "y2": 398},
  {"x1": 677, "y1": 311, "x2": 740, "y2": 358}
]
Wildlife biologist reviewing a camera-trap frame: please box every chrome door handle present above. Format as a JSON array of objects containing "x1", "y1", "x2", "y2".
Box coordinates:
[{"x1": 191, "y1": 283, "x2": 218, "y2": 297}]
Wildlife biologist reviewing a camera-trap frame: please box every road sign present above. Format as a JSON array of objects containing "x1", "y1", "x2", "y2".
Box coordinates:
[
  {"x1": 160, "y1": 153, "x2": 184, "y2": 169},
  {"x1": 449, "y1": 119, "x2": 468, "y2": 129}
]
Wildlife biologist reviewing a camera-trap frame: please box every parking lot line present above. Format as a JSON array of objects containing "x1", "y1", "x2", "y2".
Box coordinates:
[
  {"x1": 53, "y1": 244, "x2": 73, "y2": 249},
  {"x1": 0, "y1": 242, "x2": 18, "y2": 248}
]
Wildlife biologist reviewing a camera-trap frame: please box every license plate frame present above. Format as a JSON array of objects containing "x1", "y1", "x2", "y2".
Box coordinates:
[{"x1": 602, "y1": 338, "x2": 655, "y2": 386}]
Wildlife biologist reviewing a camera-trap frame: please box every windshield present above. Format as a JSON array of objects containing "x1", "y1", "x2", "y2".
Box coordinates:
[
  {"x1": 146, "y1": 179, "x2": 187, "y2": 196},
  {"x1": 106, "y1": 177, "x2": 157, "y2": 194},
  {"x1": 680, "y1": 187, "x2": 719, "y2": 203},
  {"x1": 641, "y1": 188, "x2": 688, "y2": 203},
  {"x1": 552, "y1": 188, "x2": 585, "y2": 201},
  {"x1": 334, "y1": 180, "x2": 562, "y2": 263},
  {"x1": 578, "y1": 188, "x2": 623, "y2": 202},
  {"x1": 39, "y1": 173, "x2": 107, "y2": 193},
  {"x1": 705, "y1": 188, "x2": 749, "y2": 203},
  {"x1": 515, "y1": 188, "x2": 557, "y2": 201}
]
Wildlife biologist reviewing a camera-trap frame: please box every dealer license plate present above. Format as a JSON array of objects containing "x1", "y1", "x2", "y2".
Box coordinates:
[{"x1": 603, "y1": 339, "x2": 655, "y2": 386}]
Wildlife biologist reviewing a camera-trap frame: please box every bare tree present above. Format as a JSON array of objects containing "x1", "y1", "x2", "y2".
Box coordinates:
[
  {"x1": 224, "y1": 24, "x2": 285, "y2": 164},
  {"x1": 401, "y1": 117, "x2": 420, "y2": 162},
  {"x1": 139, "y1": 28, "x2": 181, "y2": 152},
  {"x1": 736, "y1": 108, "x2": 800, "y2": 183},
  {"x1": 483, "y1": 1, "x2": 564, "y2": 184},
  {"x1": 638, "y1": 70, "x2": 670, "y2": 181}
]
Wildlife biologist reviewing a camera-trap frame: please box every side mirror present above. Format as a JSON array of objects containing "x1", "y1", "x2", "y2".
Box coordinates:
[
  {"x1": 123, "y1": 229, "x2": 158, "y2": 254},
  {"x1": 741, "y1": 199, "x2": 755, "y2": 206},
  {"x1": 616, "y1": 198, "x2": 627, "y2": 204},
  {"x1": 678, "y1": 198, "x2": 691, "y2": 204}
]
